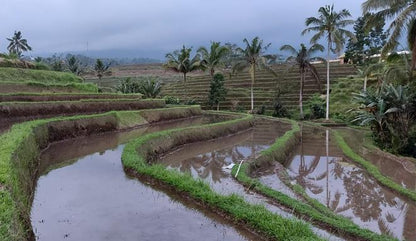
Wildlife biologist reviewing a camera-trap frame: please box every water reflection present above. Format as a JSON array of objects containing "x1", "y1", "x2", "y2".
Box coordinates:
[{"x1": 270, "y1": 126, "x2": 416, "y2": 240}]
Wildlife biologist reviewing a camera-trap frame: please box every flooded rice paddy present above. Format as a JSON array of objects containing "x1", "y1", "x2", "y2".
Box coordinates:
[
  {"x1": 257, "y1": 126, "x2": 416, "y2": 240},
  {"x1": 32, "y1": 115, "x2": 259, "y2": 241},
  {"x1": 31, "y1": 115, "x2": 416, "y2": 241}
]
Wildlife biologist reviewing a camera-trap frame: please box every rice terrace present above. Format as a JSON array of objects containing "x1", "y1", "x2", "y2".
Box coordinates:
[{"x1": 2, "y1": 0, "x2": 416, "y2": 240}]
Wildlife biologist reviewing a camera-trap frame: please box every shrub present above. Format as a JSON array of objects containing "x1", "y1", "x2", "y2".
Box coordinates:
[
  {"x1": 306, "y1": 94, "x2": 325, "y2": 119},
  {"x1": 164, "y1": 96, "x2": 181, "y2": 105},
  {"x1": 208, "y1": 73, "x2": 227, "y2": 110}
]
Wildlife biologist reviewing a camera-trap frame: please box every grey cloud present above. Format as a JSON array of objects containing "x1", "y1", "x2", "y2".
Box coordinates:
[{"x1": 0, "y1": 0, "x2": 363, "y2": 59}]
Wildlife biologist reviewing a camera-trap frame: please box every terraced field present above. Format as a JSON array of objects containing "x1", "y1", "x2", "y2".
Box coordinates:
[{"x1": 162, "y1": 63, "x2": 357, "y2": 111}]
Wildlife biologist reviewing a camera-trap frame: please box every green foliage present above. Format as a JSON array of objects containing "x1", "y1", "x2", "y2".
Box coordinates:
[
  {"x1": 95, "y1": 59, "x2": 111, "y2": 80},
  {"x1": 164, "y1": 46, "x2": 201, "y2": 83},
  {"x1": 208, "y1": 73, "x2": 227, "y2": 110},
  {"x1": 33, "y1": 62, "x2": 50, "y2": 70},
  {"x1": 164, "y1": 96, "x2": 181, "y2": 105},
  {"x1": 197, "y1": 41, "x2": 229, "y2": 76},
  {"x1": 66, "y1": 56, "x2": 83, "y2": 75},
  {"x1": 353, "y1": 84, "x2": 416, "y2": 155},
  {"x1": 305, "y1": 94, "x2": 325, "y2": 119},
  {"x1": 0, "y1": 67, "x2": 83, "y2": 83},
  {"x1": 117, "y1": 77, "x2": 161, "y2": 98},
  {"x1": 345, "y1": 13, "x2": 387, "y2": 65}
]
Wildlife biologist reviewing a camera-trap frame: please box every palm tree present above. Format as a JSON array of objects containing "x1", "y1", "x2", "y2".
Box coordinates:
[
  {"x1": 362, "y1": 0, "x2": 416, "y2": 69},
  {"x1": 197, "y1": 42, "x2": 229, "y2": 76},
  {"x1": 232, "y1": 37, "x2": 276, "y2": 112},
  {"x1": 302, "y1": 5, "x2": 355, "y2": 120},
  {"x1": 164, "y1": 45, "x2": 201, "y2": 84},
  {"x1": 280, "y1": 43, "x2": 325, "y2": 119},
  {"x1": 94, "y1": 59, "x2": 110, "y2": 80},
  {"x1": 7, "y1": 31, "x2": 32, "y2": 57}
]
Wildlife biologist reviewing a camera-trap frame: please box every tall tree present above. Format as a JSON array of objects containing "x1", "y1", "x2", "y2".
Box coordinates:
[
  {"x1": 7, "y1": 31, "x2": 32, "y2": 57},
  {"x1": 232, "y1": 37, "x2": 276, "y2": 112},
  {"x1": 67, "y1": 56, "x2": 83, "y2": 75},
  {"x1": 280, "y1": 44, "x2": 325, "y2": 119},
  {"x1": 302, "y1": 4, "x2": 355, "y2": 120},
  {"x1": 94, "y1": 59, "x2": 110, "y2": 80},
  {"x1": 198, "y1": 42, "x2": 229, "y2": 76},
  {"x1": 208, "y1": 73, "x2": 227, "y2": 111},
  {"x1": 363, "y1": 0, "x2": 416, "y2": 69},
  {"x1": 164, "y1": 45, "x2": 201, "y2": 84}
]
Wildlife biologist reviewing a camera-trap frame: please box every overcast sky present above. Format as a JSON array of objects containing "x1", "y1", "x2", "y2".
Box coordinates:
[{"x1": 0, "y1": 0, "x2": 364, "y2": 59}]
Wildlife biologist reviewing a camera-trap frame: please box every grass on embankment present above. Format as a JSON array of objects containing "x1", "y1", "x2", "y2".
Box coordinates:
[
  {"x1": 0, "y1": 81, "x2": 99, "y2": 93},
  {"x1": 0, "y1": 106, "x2": 202, "y2": 241},
  {"x1": 0, "y1": 93, "x2": 142, "y2": 102},
  {"x1": 0, "y1": 99, "x2": 166, "y2": 118},
  {"x1": 0, "y1": 67, "x2": 83, "y2": 83},
  {"x1": 232, "y1": 119, "x2": 396, "y2": 241},
  {"x1": 334, "y1": 131, "x2": 416, "y2": 202},
  {"x1": 121, "y1": 114, "x2": 322, "y2": 241}
]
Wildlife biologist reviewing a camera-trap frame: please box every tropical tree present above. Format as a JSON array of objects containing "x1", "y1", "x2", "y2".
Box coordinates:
[
  {"x1": 362, "y1": 0, "x2": 416, "y2": 69},
  {"x1": 66, "y1": 56, "x2": 83, "y2": 75},
  {"x1": 197, "y1": 42, "x2": 229, "y2": 76},
  {"x1": 302, "y1": 4, "x2": 355, "y2": 120},
  {"x1": 280, "y1": 43, "x2": 325, "y2": 119},
  {"x1": 208, "y1": 73, "x2": 227, "y2": 111},
  {"x1": 94, "y1": 59, "x2": 110, "y2": 80},
  {"x1": 7, "y1": 31, "x2": 32, "y2": 57},
  {"x1": 232, "y1": 37, "x2": 276, "y2": 112},
  {"x1": 139, "y1": 77, "x2": 162, "y2": 98},
  {"x1": 164, "y1": 45, "x2": 201, "y2": 84}
]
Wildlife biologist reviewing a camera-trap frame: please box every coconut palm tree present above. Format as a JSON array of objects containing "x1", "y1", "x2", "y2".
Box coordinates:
[
  {"x1": 7, "y1": 31, "x2": 32, "y2": 57},
  {"x1": 302, "y1": 5, "x2": 355, "y2": 120},
  {"x1": 164, "y1": 45, "x2": 201, "y2": 84},
  {"x1": 94, "y1": 59, "x2": 110, "y2": 80},
  {"x1": 362, "y1": 0, "x2": 416, "y2": 69},
  {"x1": 280, "y1": 43, "x2": 325, "y2": 119},
  {"x1": 197, "y1": 42, "x2": 229, "y2": 76},
  {"x1": 232, "y1": 37, "x2": 276, "y2": 112}
]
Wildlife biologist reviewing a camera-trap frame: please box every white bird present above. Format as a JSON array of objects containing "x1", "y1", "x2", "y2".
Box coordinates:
[{"x1": 222, "y1": 163, "x2": 235, "y2": 170}]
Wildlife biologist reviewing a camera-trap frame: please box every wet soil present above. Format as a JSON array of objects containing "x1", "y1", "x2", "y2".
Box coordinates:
[
  {"x1": 32, "y1": 115, "x2": 256, "y2": 241},
  {"x1": 258, "y1": 127, "x2": 416, "y2": 240},
  {"x1": 0, "y1": 94, "x2": 142, "y2": 102}
]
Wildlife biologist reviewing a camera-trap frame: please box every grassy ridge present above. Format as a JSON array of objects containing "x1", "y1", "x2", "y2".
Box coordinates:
[
  {"x1": 0, "y1": 81, "x2": 98, "y2": 93},
  {"x1": 334, "y1": 131, "x2": 416, "y2": 202},
  {"x1": 0, "y1": 106, "x2": 202, "y2": 241},
  {"x1": 0, "y1": 67, "x2": 83, "y2": 83},
  {"x1": 121, "y1": 114, "x2": 322, "y2": 240},
  {"x1": 232, "y1": 120, "x2": 396, "y2": 241}
]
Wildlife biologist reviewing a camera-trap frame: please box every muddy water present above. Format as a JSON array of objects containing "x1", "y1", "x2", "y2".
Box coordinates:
[
  {"x1": 32, "y1": 115, "x2": 258, "y2": 241},
  {"x1": 259, "y1": 127, "x2": 416, "y2": 240},
  {"x1": 159, "y1": 119, "x2": 291, "y2": 196},
  {"x1": 338, "y1": 127, "x2": 416, "y2": 191},
  {"x1": 158, "y1": 120, "x2": 344, "y2": 240}
]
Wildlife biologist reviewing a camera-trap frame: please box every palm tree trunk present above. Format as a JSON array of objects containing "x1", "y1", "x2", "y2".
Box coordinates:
[
  {"x1": 412, "y1": 39, "x2": 416, "y2": 71},
  {"x1": 299, "y1": 69, "x2": 304, "y2": 119},
  {"x1": 250, "y1": 65, "x2": 255, "y2": 112},
  {"x1": 217, "y1": 102, "x2": 219, "y2": 111},
  {"x1": 326, "y1": 42, "x2": 331, "y2": 120},
  {"x1": 364, "y1": 76, "x2": 368, "y2": 92}
]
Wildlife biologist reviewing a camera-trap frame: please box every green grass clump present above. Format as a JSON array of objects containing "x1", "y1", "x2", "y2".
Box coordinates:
[
  {"x1": 330, "y1": 76, "x2": 364, "y2": 121},
  {"x1": 121, "y1": 115, "x2": 322, "y2": 240},
  {"x1": 334, "y1": 131, "x2": 416, "y2": 202},
  {"x1": 0, "y1": 67, "x2": 82, "y2": 83}
]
